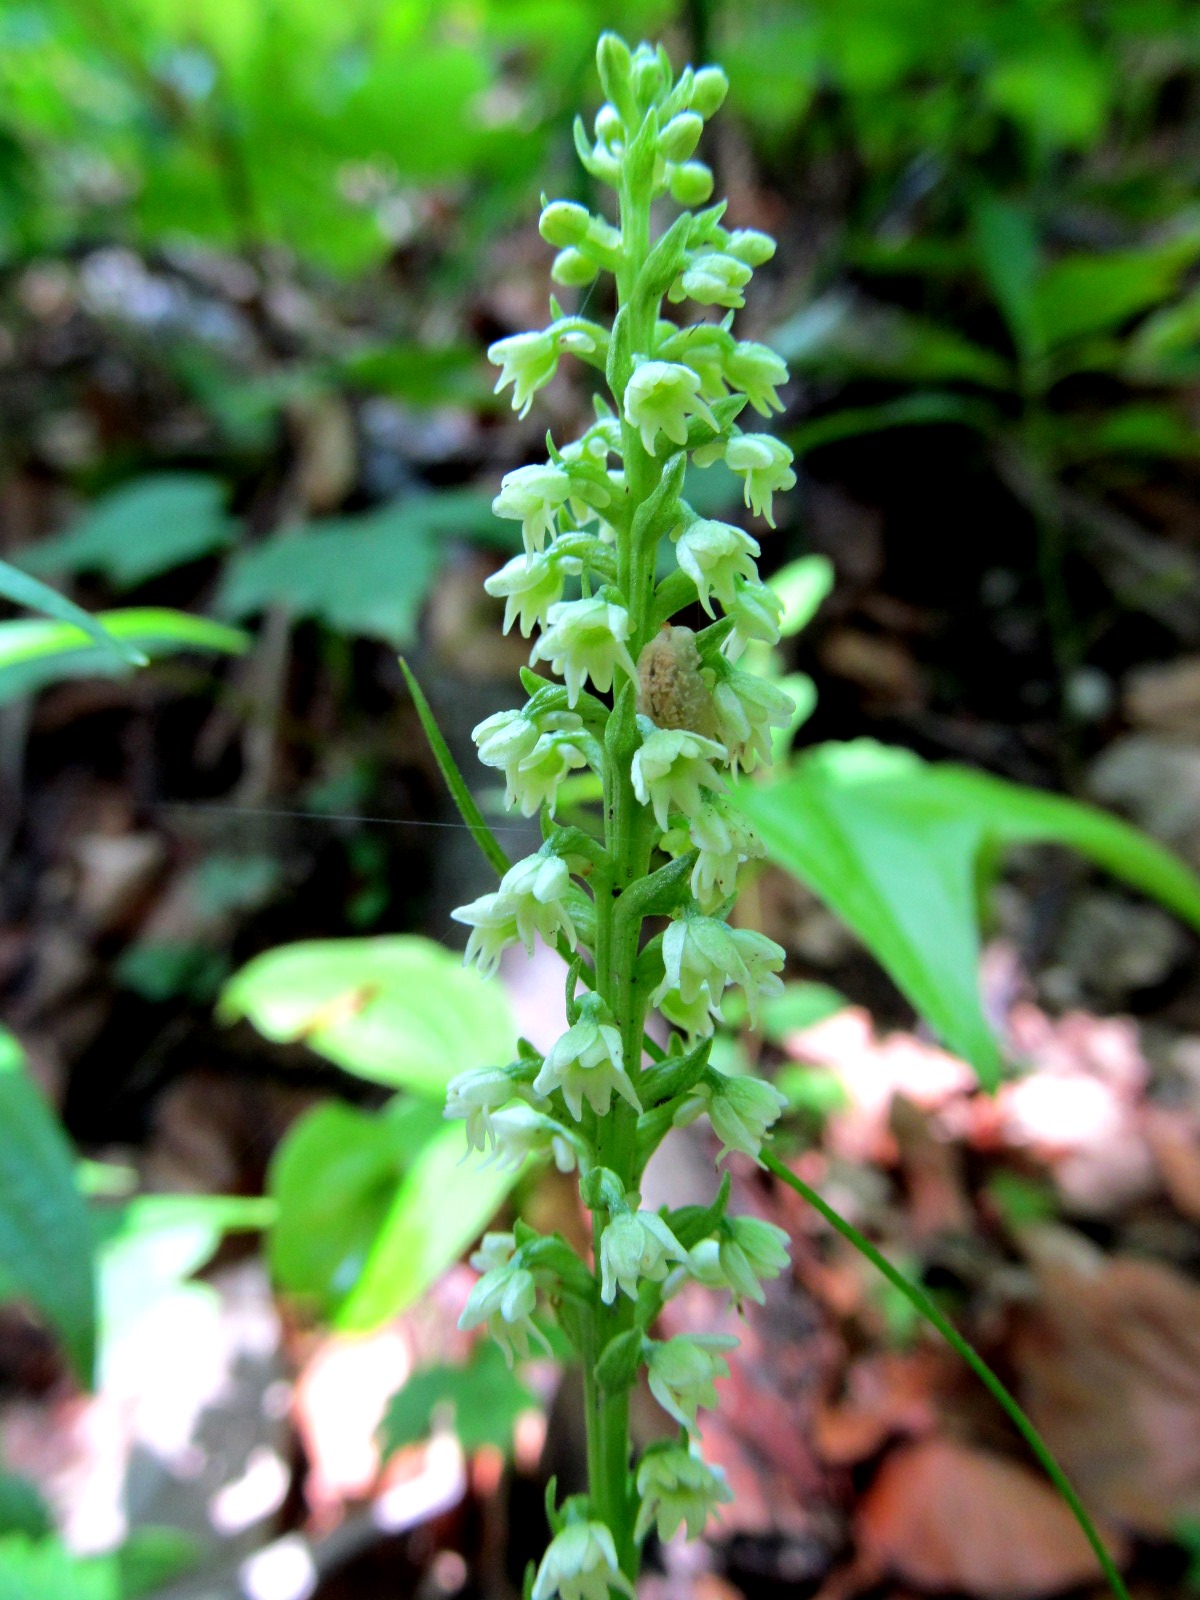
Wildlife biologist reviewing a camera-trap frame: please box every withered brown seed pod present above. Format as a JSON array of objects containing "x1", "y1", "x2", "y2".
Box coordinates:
[{"x1": 636, "y1": 624, "x2": 717, "y2": 737}]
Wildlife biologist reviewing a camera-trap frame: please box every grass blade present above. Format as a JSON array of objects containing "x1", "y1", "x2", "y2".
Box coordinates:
[
  {"x1": 400, "y1": 658, "x2": 511, "y2": 879},
  {"x1": 762, "y1": 1149, "x2": 1130, "y2": 1600}
]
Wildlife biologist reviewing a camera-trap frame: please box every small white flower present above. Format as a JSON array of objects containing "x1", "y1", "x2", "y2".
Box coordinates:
[
  {"x1": 723, "y1": 575, "x2": 785, "y2": 659},
  {"x1": 631, "y1": 725, "x2": 727, "y2": 832},
  {"x1": 445, "y1": 1065, "x2": 524, "y2": 1155},
  {"x1": 662, "y1": 795, "x2": 765, "y2": 911},
  {"x1": 635, "y1": 1444, "x2": 733, "y2": 1543},
  {"x1": 485, "y1": 1104, "x2": 580, "y2": 1173},
  {"x1": 599, "y1": 1209, "x2": 687, "y2": 1304},
  {"x1": 533, "y1": 998, "x2": 642, "y2": 1121},
  {"x1": 723, "y1": 341, "x2": 789, "y2": 416},
  {"x1": 697, "y1": 1072, "x2": 788, "y2": 1164},
  {"x1": 492, "y1": 463, "x2": 573, "y2": 555},
  {"x1": 729, "y1": 927, "x2": 787, "y2": 1026},
  {"x1": 659, "y1": 984, "x2": 719, "y2": 1041},
  {"x1": 687, "y1": 1218, "x2": 791, "y2": 1307},
  {"x1": 724, "y1": 434, "x2": 796, "y2": 527},
  {"x1": 646, "y1": 1334, "x2": 738, "y2": 1433},
  {"x1": 651, "y1": 913, "x2": 749, "y2": 1019},
  {"x1": 673, "y1": 519, "x2": 761, "y2": 618},
  {"x1": 470, "y1": 1230, "x2": 518, "y2": 1272},
  {"x1": 472, "y1": 708, "x2": 589, "y2": 817},
  {"x1": 623, "y1": 360, "x2": 718, "y2": 456},
  {"x1": 513, "y1": 729, "x2": 591, "y2": 818},
  {"x1": 503, "y1": 851, "x2": 579, "y2": 952},
  {"x1": 485, "y1": 548, "x2": 582, "y2": 637},
  {"x1": 458, "y1": 1258, "x2": 548, "y2": 1364},
  {"x1": 488, "y1": 331, "x2": 558, "y2": 419},
  {"x1": 532, "y1": 1523, "x2": 634, "y2": 1600},
  {"x1": 674, "y1": 251, "x2": 753, "y2": 310},
  {"x1": 450, "y1": 851, "x2": 577, "y2": 976},
  {"x1": 711, "y1": 671, "x2": 796, "y2": 775},
  {"x1": 530, "y1": 595, "x2": 638, "y2": 707}
]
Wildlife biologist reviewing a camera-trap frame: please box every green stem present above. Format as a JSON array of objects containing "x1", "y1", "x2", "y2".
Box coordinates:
[
  {"x1": 581, "y1": 142, "x2": 663, "y2": 1585},
  {"x1": 762, "y1": 1151, "x2": 1131, "y2": 1600}
]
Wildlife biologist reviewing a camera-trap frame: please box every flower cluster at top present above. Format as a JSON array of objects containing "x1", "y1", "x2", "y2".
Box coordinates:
[{"x1": 445, "y1": 33, "x2": 796, "y2": 1595}]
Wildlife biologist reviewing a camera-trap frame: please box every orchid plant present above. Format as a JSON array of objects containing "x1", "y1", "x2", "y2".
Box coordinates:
[{"x1": 442, "y1": 34, "x2": 797, "y2": 1595}]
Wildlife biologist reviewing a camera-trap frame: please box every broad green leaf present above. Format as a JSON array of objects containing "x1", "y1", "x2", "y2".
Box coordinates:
[
  {"x1": 0, "y1": 559, "x2": 143, "y2": 664},
  {"x1": 220, "y1": 935, "x2": 517, "y2": 1093},
  {"x1": 0, "y1": 1535, "x2": 113, "y2": 1600},
  {"x1": 217, "y1": 491, "x2": 496, "y2": 644},
  {"x1": 0, "y1": 1029, "x2": 96, "y2": 1385},
  {"x1": 970, "y1": 194, "x2": 1041, "y2": 360},
  {"x1": 985, "y1": 48, "x2": 1111, "y2": 148},
  {"x1": 788, "y1": 392, "x2": 995, "y2": 456},
  {"x1": 0, "y1": 1472, "x2": 52, "y2": 1540},
  {"x1": 267, "y1": 1099, "x2": 442, "y2": 1309},
  {"x1": 339, "y1": 1120, "x2": 519, "y2": 1330},
  {"x1": 0, "y1": 1528, "x2": 198, "y2": 1600},
  {"x1": 20, "y1": 476, "x2": 235, "y2": 588},
  {"x1": 774, "y1": 294, "x2": 1013, "y2": 389},
  {"x1": 379, "y1": 1342, "x2": 537, "y2": 1459},
  {"x1": 1032, "y1": 234, "x2": 1200, "y2": 350},
  {"x1": 0, "y1": 608, "x2": 248, "y2": 704},
  {"x1": 737, "y1": 742, "x2": 1200, "y2": 1087}
]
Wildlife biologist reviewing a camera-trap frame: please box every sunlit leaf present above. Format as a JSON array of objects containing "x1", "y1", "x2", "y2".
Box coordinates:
[
  {"x1": 0, "y1": 608, "x2": 248, "y2": 704},
  {"x1": 220, "y1": 935, "x2": 517, "y2": 1093},
  {"x1": 0, "y1": 559, "x2": 143, "y2": 663},
  {"x1": 737, "y1": 742, "x2": 1200, "y2": 1087}
]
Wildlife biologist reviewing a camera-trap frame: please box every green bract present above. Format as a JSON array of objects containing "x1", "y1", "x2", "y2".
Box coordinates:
[{"x1": 446, "y1": 30, "x2": 797, "y2": 1588}]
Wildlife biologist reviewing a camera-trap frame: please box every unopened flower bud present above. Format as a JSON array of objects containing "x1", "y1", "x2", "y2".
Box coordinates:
[
  {"x1": 689, "y1": 65, "x2": 729, "y2": 118},
  {"x1": 552, "y1": 248, "x2": 600, "y2": 287},
  {"x1": 631, "y1": 45, "x2": 666, "y2": 104},
  {"x1": 658, "y1": 111, "x2": 704, "y2": 163},
  {"x1": 725, "y1": 228, "x2": 776, "y2": 266},
  {"x1": 596, "y1": 32, "x2": 633, "y2": 107},
  {"x1": 669, "y1": 161, "x2": 714, "y2": 205},
  {"x1": 624, "y1": 360, "x2": 718, "y2": 456},
  {"x1": 539, "y1": 200, "x2": 592, "y2": 249},
  {"x1": 594, "y1": 102, "x2": 624, "y2": 149},
  {"x1": 676, "y1": 252, "x2": 753, "y2": 310}
]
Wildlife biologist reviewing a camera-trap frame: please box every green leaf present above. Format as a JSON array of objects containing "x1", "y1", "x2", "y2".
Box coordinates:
[
  {"x1": 401, "y1": 659, "x2": 511, "y2": 879},
  {"x1": 0, "y1": 1028, "x2": 96, "y2": 1385},
  {"x1": 338, "y1": 1120, "x2": 519, "y2": 1331},
  {"x1": 0, "y1": 559, "x2": 143, "y2": 664},
  {"x1": 217, "y1": 491, "x2": 496, "y2": 645},
  {"x1": 114, "y1": 1528, "x2": 200, "y2": 1599},
  {"x1": 94, "y1": 1193, "x2": 273, "y2": 1366},
  {"x1": 267, "y1": 1098, "x2": 441, "y2": 1310},
  {"x1": 0, "y1": 1472, "x2": 52, "y2": 1540},
  {"x1": 379, "y1": 1341, "x2": 537, "y2": 1459},
  {"x1": 788, "y1": 392, "x2": 995, "y2": 456},
  {"x1": 21, "y1": 476, "x2": 235, "y2": 588},
  {"x1": 770, "y1": 556, "x2": 835, "y2": 638},
  {"x1": 269, "y1": 1099, "x2": 520, "y2": 1328},
  {"x1": 0, "y1": 1535, "x2": 114, "y2": 1600},
  {"x1": 0, "y1": 1527, "x2": 199, "y2": 1600},
  {"x1": 0, "y1": 608, "x2": 248, "y2": 704},
  {"x1": 1032, "y1": 234, "x2": 1200, "y2": 351},
  {"x1": 774, "y1": 294, "x2": 1013, "y2": 389},
  {"x1": 970, "y1": 194, "x2": 1041, "y2": 361},
  {"x1": 736, "y1": 742, "x2": 1200, "y2": 1087},
  {"x1": 221, "y1": 935, "x2": 517, "y2": 1094}
]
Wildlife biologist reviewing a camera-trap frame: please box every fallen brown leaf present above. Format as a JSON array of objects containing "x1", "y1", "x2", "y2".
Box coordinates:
[
  {"x1": 858, "y1": 1438, "x2": 1126, "y2": 1598},
  {"x1": 1011, "y1": 1242, "x2": 1200, "y2": 1535}
]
